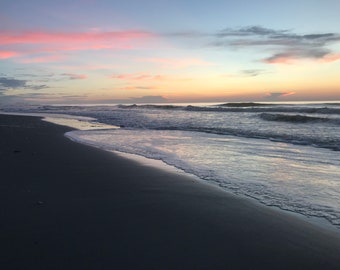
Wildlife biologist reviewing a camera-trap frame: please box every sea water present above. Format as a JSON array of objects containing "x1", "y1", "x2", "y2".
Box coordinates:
[{"x1": 4, "y1": 102, "x2": 340, "y2": 228}]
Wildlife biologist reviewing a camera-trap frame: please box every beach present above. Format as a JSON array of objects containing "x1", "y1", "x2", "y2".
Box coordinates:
[{"x1": 1, "y1": 114, "x2": 340, "y2": 269}]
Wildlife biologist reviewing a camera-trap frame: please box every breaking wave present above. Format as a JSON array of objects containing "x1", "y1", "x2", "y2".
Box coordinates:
[
  {"x1": 115, "y1": 103, "x2": 340, "y2": 115},
  {"x1": 260, "y1": 113, "x2": 328, "y2": 123}
]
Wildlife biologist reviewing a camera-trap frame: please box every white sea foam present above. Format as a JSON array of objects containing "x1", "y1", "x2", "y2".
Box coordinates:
[{"x1": 66, "y1": 128, "x2": 340, "y2": 228}]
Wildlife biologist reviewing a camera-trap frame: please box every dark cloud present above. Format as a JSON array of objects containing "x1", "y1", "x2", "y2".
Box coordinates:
[
  {"x1": 263, "y1": 47, "x2": 331, "y2": 63},
  {"x1": 217, "y1": 26, "x2": 289, "y2": 37},
  {"x1": 211, "y1": 26, "x2": 340, "y2": 63},
  {"x1": 28, "y1": 84, "x2": 49, "y2": 90},
  {"x1": 303, "y1": 33, "x2": 335, "y2": 40},
  {"x1": 0, "y1": 77, "x2": 27, "y2": 88},
  {"x1": 216, "y1": 26, "x2": 340, "y2": 44},
  {"x1": 0, "y1": 76, "x2": 49, "y2": 91}
]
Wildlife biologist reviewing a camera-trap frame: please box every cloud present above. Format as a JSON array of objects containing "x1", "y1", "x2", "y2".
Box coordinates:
[
  {"x1": 0, "y1": 30, "x2": 152, "y2": 45},
  {"x1": 318, "y1": 53, "x2": 340, "y2": 63},
  {"x1": 263, "y1": 48, "x2": 332, "y2": 64},
  {"x1": 28, "y1": 84, "x2": 49, "y2": 90},
  {"x1": 265, "y1": 92, "x2": 296, "y2": 99},
  {"x1": 0, "y1": 29, "x2": 153, "y2": 60},
  {"x1": 0, "y1": 77, "x2": 27, "y2": 88},
  {"x1": 110, "y1": 73, "x2": 167, "y2": 81},
  {"x1": 110, "y1": 73, "x2": 191, "y2": 84},
  {"x1": 0, "y1": 76, "x2": 49, "y2": 91},
  {"x1": 141, "y1": 57, "x2": 213, "y2": 69},
  {"x1": 212, "y1": 26, "x2": 340, "y2": 64},
  {"x1": 263, "y1": 53, "x2": 296, "y2": 64},
  {"x1": 62, "y1": 73, "x2": 88, "y2": 80},
  {"x1": 240, "y1": 69, "x2": 266, "y2": 77},
  {"x1": 217, "y1": 26, "x2": 288, "y2": 37},
  {"x1": 223, "y1": 69, "x2": 268, "y2": 78},
  {"x1": 0, "y1": 50, "x2": 19, "y2": 59},
  {"x1": 121, "y1": 86, "x2": 159, "y2": 91}
]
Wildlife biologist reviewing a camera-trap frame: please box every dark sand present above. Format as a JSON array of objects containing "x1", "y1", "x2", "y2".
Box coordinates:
[{"x1": 1, "y1": 114, "x2": 340, "y2": 269}]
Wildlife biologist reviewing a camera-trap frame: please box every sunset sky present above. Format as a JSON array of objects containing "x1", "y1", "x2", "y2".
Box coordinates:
[{"x1": 1, "y1": 0, "x2": 340, "y2": 104}]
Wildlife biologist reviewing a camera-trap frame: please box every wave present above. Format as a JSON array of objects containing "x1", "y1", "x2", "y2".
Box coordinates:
[
  {"x1": 149, "y1": 126, "x2": 340, "y2": 151},
  {"x1": 114, "y1": 102, "x2": 340, "y2": 115},
  {"x1": 185, "y1": 105, "x2": 340, "y2": 115},
  {"x1": 259, "y1": 113, "x2": 340, "y2": 125},
  {"x1": 259, "y1": 113, "x2": 328, "y2": 123},
  {"x1": 117, "y1": 104, "x2": 182, "y2": 110},
  {"x1": 217, "y1": 102, "x2": 274, "y2": 107},
  {"x1": 4, "y1": 103, "x2": 340, "y2": 151},
  {"x1": 30, "y1": 103, "x2": 340, "y2": 116}
]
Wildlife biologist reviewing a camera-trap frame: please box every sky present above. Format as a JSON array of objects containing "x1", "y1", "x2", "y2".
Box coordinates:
[{"x1": 1, "y1": 0, "x2": 340, "y2": 104}]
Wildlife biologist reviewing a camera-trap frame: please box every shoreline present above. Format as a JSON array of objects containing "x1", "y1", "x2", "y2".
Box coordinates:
[
  {"x1": 1, "y1": 114, "x2": 340, "y2": 269},
  {"x1": 109, "y1": 149, "x2": 340, "y2": 234}
]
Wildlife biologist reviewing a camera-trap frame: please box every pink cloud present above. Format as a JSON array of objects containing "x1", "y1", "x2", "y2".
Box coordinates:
[
  {"x1": 120, "y1": 86, "x2": 159, "y2": 91},
  {"x1": 62, "y1": 73, "x2": 88, "y2": 80},
  {"x1": 263, "y1": 54, "x2": 296, "y2": 64},
  {"x1": 141, "y1": 57, "x2": 213, "y2": 69},
  {"x1": 265, "y1": 92, "x2": 296, "y2": 99},
  {"x1": 58, "y1": 64, "x2": 123, "y2": 71},
  {"x1": 0, "y1": 50, "x2": 19, "y2": 59},
  {"x1": 0, "y1": 30, "x2": 152, "y2": 45},
  {"x1": 110, "y1": 73, "x2": 168, "y2": 81},
  {"x1": 318, "y1": 54, "x2": 340, "y2": 63},
  {"x1": 264, "y1": 53, "x2": 340, "y2": 64},
  {"x1": 281, "y1": 91, "x2": 296, "y2": 97},
  {"x1": 0, "y1": 29, "x2": 153, "y2": 59}
]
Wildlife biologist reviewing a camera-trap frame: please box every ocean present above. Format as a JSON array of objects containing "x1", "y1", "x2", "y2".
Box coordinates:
[{"x1": 4, "y1": 101, "x2": 340, "y2": 229}]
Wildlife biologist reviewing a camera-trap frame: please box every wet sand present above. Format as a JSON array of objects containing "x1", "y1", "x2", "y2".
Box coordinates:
[{"x1": 1, "y1": 114, "x2": 340, "y2": 269}]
